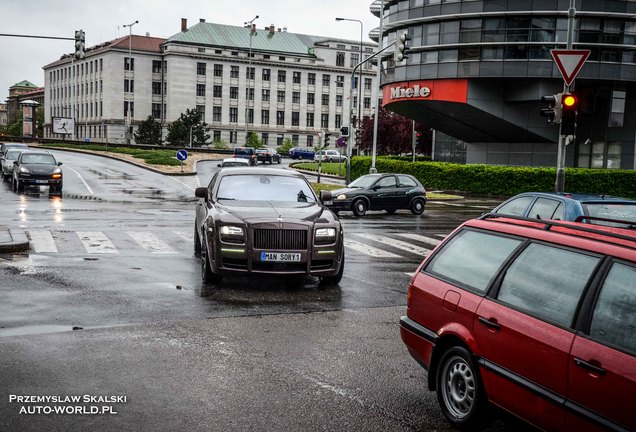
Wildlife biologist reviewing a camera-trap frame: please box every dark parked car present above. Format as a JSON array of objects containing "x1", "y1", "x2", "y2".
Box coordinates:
[
  {"x1": 287, "y1": 147, "x2": 315, "y2": 160},
  {"x1": 401, "y1": 213, "x2": 635, "y2": 431},
  {"x1": 233, "y1": 147, "x2": 256, "y2": 166},
  {"x1": 194, "y1": 167, "x2": 344, "y2": 285},
  {"x1": 326, "y1": 173, "x2": 426, "y2": 217},
  {"x1": 492, "y1": 191, "x2": 636, "y2": 228},
  {"x1": 0, "y1": 142, "x2": 29, "y2": 157},
  {"x1": 12, "y1": 151, "x2": 63, "y2": 195},
  {"x1": 255, "y1": 148, "x2": 282, "y2": 164}
]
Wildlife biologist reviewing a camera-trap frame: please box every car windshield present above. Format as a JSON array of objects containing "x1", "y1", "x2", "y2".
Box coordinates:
[
  {"x1": 348, "y1": 174, "x2": 382, "y2": 188},
  {"x1": 5, "y1": 150, "x2": 21, "y2": 160},
  {"x1": 583, "y1": 203, "x2": 636, "y2": 227},
  {"x1": 234, "y1": 149, "x2": 251, "y2": 155},
  {"x1": 21, "y1": 154, "x2": 56, "y2": 165},
  {"x1": 217, "y1": 174, "x2": 316, "y2": 202}
]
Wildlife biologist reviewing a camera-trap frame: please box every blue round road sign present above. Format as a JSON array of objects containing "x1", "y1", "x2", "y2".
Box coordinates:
[
  {"x1": 336, "y1": 136, "x2": 346, "y2": 148},
  {"x1": 176, "y1": 149, "x2": 188, "y2": 161}
]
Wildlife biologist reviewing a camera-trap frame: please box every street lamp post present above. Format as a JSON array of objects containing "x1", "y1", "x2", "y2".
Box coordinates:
[
  {"x1": 370, "y1": 2, "x2": 385, "y2": 174},
  {"x1": 335, "y1": 18, "x2": 363, "y2": 134},
  {"x1": 244, "y1": 15, "x2": 258, "y2": 145},
  {"x1": 122, "y1": 19, "x2": 138, "y2": 145}
]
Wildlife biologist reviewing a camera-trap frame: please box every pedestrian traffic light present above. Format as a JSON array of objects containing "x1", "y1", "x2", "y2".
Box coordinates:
[
  {"x1": 540, "y1": 93, "x2": 562, "y2": 124},
  {"x1": 340, "y1": 126, "x2": 349, "y2": 137},
  {"x1": 395, "y1": 32, "x2": 411, "y2": 62},
  {"x1": 324, "y1": 132, "x2": 331, "y2": 147},
  {"x1": 74, "y1": 30, "x2": 86, "y2": 60},
  {"x1": 561, "y1": 93, "x2": 578, "y2": 136},
  {"x1": 355, "y1": 128, "x2": 361, "y2": 146}
]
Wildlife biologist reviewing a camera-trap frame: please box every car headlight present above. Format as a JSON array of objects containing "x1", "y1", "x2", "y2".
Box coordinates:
[
  {"x1": 52, "y1": 168, "x2": 63, "y2": 179},
  {"x1": 336, "y1": 194, "x2": 348, "y2": 200},
  {"x1": 315, "y1": 227, "x2": 337, "y2": 245},
  {"x1": 19, "y1": 166, "x2": 29, "y2": 174},
  {"x1": 219, "y1": 225, "x2": 245, "y2": 244}
]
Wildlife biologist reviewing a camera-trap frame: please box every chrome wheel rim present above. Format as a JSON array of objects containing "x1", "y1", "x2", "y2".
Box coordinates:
[{"x1": 441, "y1": 355, "x2": 476, "y2": 419}]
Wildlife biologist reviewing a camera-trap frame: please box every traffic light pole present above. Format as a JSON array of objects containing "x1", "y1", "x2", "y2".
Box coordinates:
[{"x1": 555, "y1": 0, "x2": 576, "y2": 193}]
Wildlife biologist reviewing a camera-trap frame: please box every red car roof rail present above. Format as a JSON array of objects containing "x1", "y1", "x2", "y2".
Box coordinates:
[{"x1": 479, "y1": 213, "x2": 636, "y2": 250}]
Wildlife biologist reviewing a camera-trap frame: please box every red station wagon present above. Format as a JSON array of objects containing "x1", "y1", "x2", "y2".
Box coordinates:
[{"x1": 400, "y1": 213, "x2": 635, "y2": 432}]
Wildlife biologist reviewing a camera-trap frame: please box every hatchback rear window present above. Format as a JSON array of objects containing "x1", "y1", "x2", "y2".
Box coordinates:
[
  {"x1": 583, "y1": 203, "x2": 636, "y2": 226},
  {"x1": 425, "y1": 230, "x2": 522, "y2": 294}
]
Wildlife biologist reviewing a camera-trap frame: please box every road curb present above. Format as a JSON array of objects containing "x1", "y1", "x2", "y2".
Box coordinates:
[{"x1": 0, "y1": 228, "x2": 30, "y2": 253}]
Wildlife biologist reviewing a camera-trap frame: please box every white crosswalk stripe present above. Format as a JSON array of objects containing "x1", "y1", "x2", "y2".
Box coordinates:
[
  {"x1": 394, "y1": 233, "x2": 441, "y2": 247},
  {"x1": 343, "y1": 239, "x2": 400, "y2": 258},
  {"x1": 77, "y1": 232, "x2": 118, "y2": 254},
  {"x1": 127, "y1": 231, "x2": 177, "y2": 254},
  {"x1": 353, "y1": 233, "x2": 431, "y2": 257},
  {"x1": 173, "y1": 230, "x2": 193, "y2": 242},
  {"x1": 27, "y1": 230, "x2": 59, "y2": 253}
]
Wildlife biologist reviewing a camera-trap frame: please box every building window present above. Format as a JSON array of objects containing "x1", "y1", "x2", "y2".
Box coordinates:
[
  {"x1": 230, "y1": 87, "x2": 239, "y2": 99},
  {"x1": 292, "y1": 112, "x2": 300, "y2": 126},
  {"x1": 292, "y1": 134, "x2": 299, "y2": 145},
  {"x1": 196, "y1": 84, "x2": 206, "y2": 97},
  {"x1": 321, "y1": 94, "x2": 329, "y2": 106},
  {"x1": 352, "y1": 96, "x2": 358, "y2": 108},
  {"x1": 322, "y1": 74, "x2": 330, "y2": 86},
  {"x1": 364, "y1": 78, "x2": 372, "y2": 90},
  {"x1": 308, "y1": 73, "x2": 316, "y2": 85},
  {"x1": 306, "y1": 112, "x2": 314, "y2": 127},
  {"x1": 336, "y1": 75, "x2": 344, "y2": 88},
  {"x1": 152, "y1": 82, "x2": 162, "y2": 95},
  {"x1": 196, "y1": 105, "x2": 205, "y2": 118},
  {"x1": 152, "y1": 60, "x2": 162, "y2": 73},
  {"x1": 307, "y1": 93, "x2": 315, "y2": 105},
  {"x1": 213, "y1": 106, "x2": 222, "y2": 122},
  {"x1": 278, "y1": 70, "x2": 286, "y2": 83},
  {"x1": 230, "y1": 107, "x2": 238, "y2": 123},
  {"x1": 609, "y1": 89, "x2": 626, "y2": 128},
  {"x1": 230, "y1": 66, "x2": 239, "y2": 78},
  {"x1": 293, "y1": 71, "x2": 301, "y2": 84},
  {"x1": 197, "y1": 62, "x2": 206, "y2": 75},
  {"x1": 350, "y1": 53, "x2": 359, "y2": 68},
  {"x1": 124, "y1": 79, "x2": 134, "y2": 93},
  {"x1": 262, "y1": 89, "x2": 270, "y2": 102},
  {"x1": 261, "y1": 110, "x2": 270, "y2": 125},
  {"x1": 152, "y1": 103, "x2": 161, "y2": 119},
  {"x1": 335, "y1": 114, "x2": 342, "y2": 128},
  {"x1": 336, "y1": 95, "x2": 343, "y2": 107},
  {"x1": 213, "y1": 85, "x2": 222, "y2": 98},
  {"x1": 307, "y1": 135, "x2": 313, "y2": 147},
  {"x1": 276, "y1": 111, "x2": 285, "y2": 126},
  {"x1": 124, "y1": 57, "x2": 134, "y2": 71},
  {"x1": 321, "y1": 113, "x2": 329, "y2": 128},
  {"x1": 277, "y1": 134, "x2": 284, "y2": 145},
  {"x1": 364, "y1": 97, "x2": 371, "y2": 109},
  {"x1": 214, "y1": 64, "x2": 223, "y2": 77},
  {"x1": 277, "y1": 91, "x2": 286, "y2": 103},
  {"x1": 246, "y1": 67, "x2": 255, "y2": 80},
  {"x1": 292, "y1": 92, "x2": 300, "y2": 104},
  {"x1": 336, "y1": 52, "x2": 345, "y2": 67},
  {"x1": 230, "y1": 130, "x2": 237, "y2": 144},
  {"x1": 213, "y1": 130, "x2": 221, "y2": 141},
  {"x1": 246, "y1": 88, "x2": 254, "y2": 100},
  {"x1": 262, "y1": 133, "x2": 269, "y2": 146},
  {"x1": 247, "y1": 109, "x2": 254, "y2": 124},
  {"x1": 262, "y1": 68, "x2": 271, "y2": 81},
  {"x1": 124, "y1": 101, "x2": 134, "y2": 118}
]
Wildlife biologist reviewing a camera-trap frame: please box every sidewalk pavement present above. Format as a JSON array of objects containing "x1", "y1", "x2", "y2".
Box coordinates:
[{"x1": 0, "y1": 226, "x2": 29, "y2": 253}]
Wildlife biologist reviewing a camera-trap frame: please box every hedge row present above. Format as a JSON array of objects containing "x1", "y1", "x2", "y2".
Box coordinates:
[{"x1": 350, "y1": 157, "x2": 636, "y2": 199}]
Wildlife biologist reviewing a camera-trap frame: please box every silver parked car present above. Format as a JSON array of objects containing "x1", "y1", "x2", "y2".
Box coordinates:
[{"x1": 1, "y1": 148, "x2": 25, "y2": 182}]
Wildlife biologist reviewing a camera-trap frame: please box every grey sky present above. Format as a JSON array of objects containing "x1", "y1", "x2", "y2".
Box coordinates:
[{"x1": 1, "y1": 0, "x2": 380, "y2": 100}]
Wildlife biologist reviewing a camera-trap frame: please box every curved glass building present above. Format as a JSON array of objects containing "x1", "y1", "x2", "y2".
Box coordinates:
[{"x1": 373, "y1": 0, "x2": 636, "y2": 169}]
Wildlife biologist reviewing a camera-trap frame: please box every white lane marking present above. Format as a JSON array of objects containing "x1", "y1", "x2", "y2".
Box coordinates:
[
  {"x1": 353, "y1": 233, "x2": 431, "y2": 257},
  {"x1": 343, "y1": 239, "x2": 400, "y2": 258},
  {"x1": 173, "y1": 230, "x2": 193, "y2": 242},
  {"x1": 395, "y1": 233, "x2": 441, "y2": 246},
  {"x1": 77, "y1": 232, "x2": 118, "y2": 254},
  {"x1": 27, "y1": 230, "x2": 58, "y2": 253},
  {"x1": 64, "y1": 166, "x2": 94, "y2": 195},
  {"x1": 127, "y1": 231, "x2": 177, "y2": 254},
  {"x1": 168, "y1": 175, "x2": 199, "y2": 192}
]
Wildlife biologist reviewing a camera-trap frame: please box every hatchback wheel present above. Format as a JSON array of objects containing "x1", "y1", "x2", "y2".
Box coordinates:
[
  {"x1": 193, "y1": 225, "x2": 201, "y2": 257},
  {"x1": 352, "y1": 199, "x2": 368, "y2": 217},
  {"x1": 436, "y1": 346, "x2": 486, "y2": 430},
  {"x1": 200, "y1": 233, "x2": 222, "y2": 284},
  {"x1": 410, "y1": 198, "x2": 426, "y2": 215}
]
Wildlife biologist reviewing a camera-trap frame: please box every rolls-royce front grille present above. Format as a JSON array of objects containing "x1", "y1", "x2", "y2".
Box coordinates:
[{"x1": 254, "y1": 229, "x2": 307, "y2": 250}]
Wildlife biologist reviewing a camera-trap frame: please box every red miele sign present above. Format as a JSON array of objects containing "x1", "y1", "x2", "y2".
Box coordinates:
[{"x1": 383, "y1": 79, "x2": 468, "y2": 106}]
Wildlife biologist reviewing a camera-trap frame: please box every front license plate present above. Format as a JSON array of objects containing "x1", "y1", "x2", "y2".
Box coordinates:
[
  {"x1": 260, "y1": 252, "x2": 301, "y2": 262},
  {"x1": 35, "y1": 180, "x2": 48, "y2": 184}
]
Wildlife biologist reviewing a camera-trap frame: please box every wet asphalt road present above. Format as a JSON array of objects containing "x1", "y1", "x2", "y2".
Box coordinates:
[{"x1": 0, "y1": 150, "x2": 529, "y2": 432}]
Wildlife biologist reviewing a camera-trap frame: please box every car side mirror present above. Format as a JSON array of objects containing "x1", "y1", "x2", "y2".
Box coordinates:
[
  {"x1": 320, "y1": 190, "x2": 332, "y2": 203},
  {"x1": 58, "y1": 162, "x2": 63, "y2": 166},
  {"x1": 372, "y1": 185, "x2": 381, "y2": 191},
  {"x1": 13, "y1": 161, "x2": 18, "y2": 166},
  {"x1": 217, "y1": 163, "x2": 222, "y2": 167},
  {"x1": 195, "y1": 187, "x2": 208, "y2": 200}
]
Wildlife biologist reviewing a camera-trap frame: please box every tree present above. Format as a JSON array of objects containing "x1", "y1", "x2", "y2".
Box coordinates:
[
  {"x1": 37, "y1": 107, "x2": 44, "y2": 138},
  {"x1": 134, "y1": 116, "x2": 162, "y2": 145},
  {"x1": 212, "y1": 138, "x2": 229, "y2": 150},
  {"x1": 277, "y1": 138, "x2": 294, "y2": 156},
  {"x1": 7, "y1": 110, "x2": 23, "y2": 137},
  {"x1": 245, "y1": 131, "x2": 262, "y2": 148},
  {"x1": 166, "y1": 108, "x2": 210, "y2": 147},
  {"x1": 358, "y1": 107, "x2": 431, "y2": 156}
]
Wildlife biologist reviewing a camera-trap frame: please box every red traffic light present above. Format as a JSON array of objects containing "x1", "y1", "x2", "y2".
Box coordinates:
[{"x1": 562, "y1": 93, "x2": 577, "y2": 108}]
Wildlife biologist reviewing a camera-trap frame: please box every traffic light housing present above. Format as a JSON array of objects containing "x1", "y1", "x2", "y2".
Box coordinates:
[
  {"x1": 561, "y1": 93, "x2": 578, "y2": 136},
  {"x1": 395, "y1": 32, "x2": 411, "y2": 62},
  {"x1": 324, "y1": 132, "x2": 331, "y2": 147},
  {"x1": 74, "y1": 30, "x2": 86, "y2": 60},
  {"x1": 540, "y1": 93, "x2": 562, "y2": 124},
  {"x1": 340, "y1": 126, "x2": 349, "y2": 137},
  {"x1": 355, "y1": 128, "x2": 361, "y2": 146}
]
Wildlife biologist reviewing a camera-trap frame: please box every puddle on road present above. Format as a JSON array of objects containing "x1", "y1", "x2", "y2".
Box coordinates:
[{"x1": 0, "y1": 324, "x2": 79, "y2": 337}]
